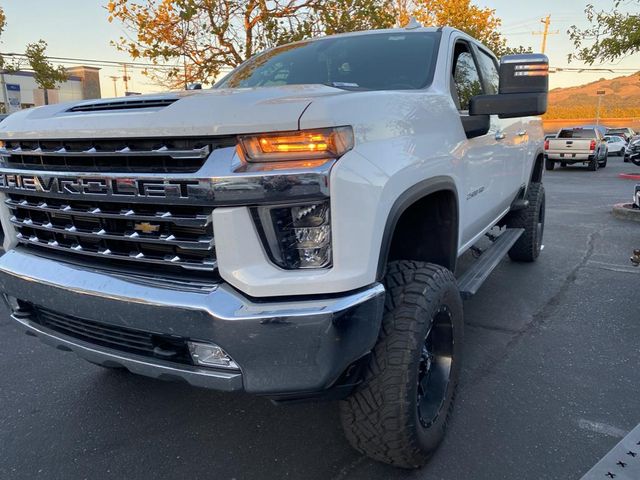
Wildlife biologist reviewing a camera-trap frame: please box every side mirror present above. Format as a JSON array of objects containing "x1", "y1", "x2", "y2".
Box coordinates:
[
  {"x1": 469, "y1": 54, "x2": 549, "y2": 118},
  {"x1": 187, "y1": 83, "x2": 203, "y2": 90}
]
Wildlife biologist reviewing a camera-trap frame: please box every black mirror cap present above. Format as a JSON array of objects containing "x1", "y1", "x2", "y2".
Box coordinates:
[
  {"x1": 499, "y1": 54, "x2": 549, "y2": 95},
  {"x1": 187, "y1": 83, "x2": 203, "y2": 90},
  {"x1": 469, "y1": 92, "x2": 548, "y2": 118}
]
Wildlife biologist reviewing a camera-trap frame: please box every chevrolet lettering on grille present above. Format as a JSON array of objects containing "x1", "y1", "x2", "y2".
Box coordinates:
[{"x1": 0, "y1": 174, "x2": 200, "y2": 198}]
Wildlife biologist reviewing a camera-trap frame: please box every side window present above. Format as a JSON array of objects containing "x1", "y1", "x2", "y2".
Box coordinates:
[
  {"x1": 476, "y1": 50, "x2": 500, "y2": 95},
  {"x1": 453, "y1": 49, "x2": 484, "y2": 111}
]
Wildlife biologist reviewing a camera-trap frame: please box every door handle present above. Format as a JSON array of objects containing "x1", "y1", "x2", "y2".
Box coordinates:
[
  {"x1": 518, "y1": 130, "x2": 528, "y2": 137},
  {"x1": 495, "y1": 132, "x2": 506, "y2": 141}
]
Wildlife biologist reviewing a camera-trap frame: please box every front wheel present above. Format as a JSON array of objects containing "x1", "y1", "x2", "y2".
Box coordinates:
[
  {"x1": 340, "y1": 261, "x2": 463, "y2": 469},
  {"x1": 506, "y1": 182, "x2": 545, "y2": 262}
]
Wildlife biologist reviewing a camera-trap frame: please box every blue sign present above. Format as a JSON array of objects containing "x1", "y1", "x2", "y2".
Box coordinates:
[{"x1": 6, "y1": 83, "x2": 20, "y2": 92}]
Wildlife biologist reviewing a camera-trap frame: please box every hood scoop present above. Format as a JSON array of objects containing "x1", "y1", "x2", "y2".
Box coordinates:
[{"x1": 67, "y1": 98, "x2": 178, "y2": 113}]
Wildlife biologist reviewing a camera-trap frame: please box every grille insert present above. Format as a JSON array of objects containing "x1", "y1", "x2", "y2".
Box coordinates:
[
  {"x1": 7, "y1": 193, "x2": 216, "y2": 272},
  {"x1": 26, "y1": 304, "x2": 192, "y2": 364},
  {"x1": 0, "y1": 137, "x2": 236, "y2": 173}
]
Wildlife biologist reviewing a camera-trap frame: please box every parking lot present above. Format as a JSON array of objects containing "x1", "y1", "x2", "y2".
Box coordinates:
[{"x1": 0, "y1": 154, "x2": 638, "y2": 480}]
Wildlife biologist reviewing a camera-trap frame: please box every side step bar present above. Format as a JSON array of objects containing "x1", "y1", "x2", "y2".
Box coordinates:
[{"x1": 457, "y1": 228, "x2": 524, "y2": 299}]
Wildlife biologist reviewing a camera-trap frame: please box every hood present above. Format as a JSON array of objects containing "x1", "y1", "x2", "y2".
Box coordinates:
[{"x1": 0, "y1": 85, "x2": 347, "y2": 140}]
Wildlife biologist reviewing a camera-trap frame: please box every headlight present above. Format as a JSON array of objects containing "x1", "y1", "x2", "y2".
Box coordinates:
[
  {"x1": 238, "y1": 127, "x2": 354, "y2": 162},
  {"x1": 253, "y1": 201, "x2": 332, "y2": 269}
]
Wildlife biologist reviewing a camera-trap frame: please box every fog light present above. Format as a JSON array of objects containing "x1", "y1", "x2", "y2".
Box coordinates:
[
  {"x1": 187, "y1": 341, "x2": 239, "y2": 370},
  {"x1": 253, "y1": 201, "x2": 332, "y2": 269}
]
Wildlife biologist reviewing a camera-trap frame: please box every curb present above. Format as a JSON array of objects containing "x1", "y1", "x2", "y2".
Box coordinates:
[
  {"x1": 612, "y1": 203, "x2": 640, "y2": 222},
  {"x1": 618, "y1": 173, "x2": 640, "y2": 180}
]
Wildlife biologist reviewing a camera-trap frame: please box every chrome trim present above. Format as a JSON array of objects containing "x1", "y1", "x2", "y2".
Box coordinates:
[
  {"x1": 10, "y1": 216, "x2": 214, "y2": 251},
  {"x1": 0, "y1": 157, "x2": 333, "y2": 206},
  {"x1": 15, "y1": 234, "x2": 217, "y2": 271},
  {"x1": 1, "y1": 145, "x2": 211, "y2": 160},
  {"x1": 12, "y1": 314, "x2": 243, "y2": 391},
  {"x1": 5, "y1": 197, "x2": 210, "y2": 227},
  {"x1": 0, "y1": 250, "x2": 386, "y2": 393}
]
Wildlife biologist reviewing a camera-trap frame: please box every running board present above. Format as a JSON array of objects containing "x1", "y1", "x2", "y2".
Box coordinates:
[{"x1": 457, "y1": 228, "x2": 524, "y2": 299}]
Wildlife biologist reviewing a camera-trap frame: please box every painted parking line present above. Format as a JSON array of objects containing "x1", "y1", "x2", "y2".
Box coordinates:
[{"x1": 581, "y1": 423, "x2": 640, "y2": 479}]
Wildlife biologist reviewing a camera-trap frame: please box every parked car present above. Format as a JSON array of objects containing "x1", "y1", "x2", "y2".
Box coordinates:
[
  {"x1": 0, "y1": 27, "x2": 549, "y2": 468},
  {"x1": 624, "y1": 136, "x2": 640, "y2": 162},
  {"x1": 545, "y1": 127, "x2": 608, "y2": 171},
  {"x1": 604, "y1": 135, "x2": 627, "y2": 156},
  {"x1": 606, "y1": 127, "x2": 636, "y2": 143}
]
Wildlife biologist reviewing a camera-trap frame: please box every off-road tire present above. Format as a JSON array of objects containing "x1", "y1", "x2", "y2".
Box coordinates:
[
  {"x1": 340, "y1": 261, "x2": 463, "y2": 469},
  {"x1": 588, "y1": 156, "x2": 599, "y2": 171},
  {"x1": 545, "y1": 158, "x2": 555, "y2": 171},
  {"x1": 506, "y1": 182, "x2": 545, "y2": 262}
]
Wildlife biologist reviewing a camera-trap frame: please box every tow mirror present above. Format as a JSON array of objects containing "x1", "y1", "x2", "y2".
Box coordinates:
[{"x1": 469, "y1": 54, "x2": 549, "y2": 118}]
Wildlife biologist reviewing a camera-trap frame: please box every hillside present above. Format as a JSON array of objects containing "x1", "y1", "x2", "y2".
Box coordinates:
[{"x1": 545, "y1": 72, "x2": 640, "y2": 119}]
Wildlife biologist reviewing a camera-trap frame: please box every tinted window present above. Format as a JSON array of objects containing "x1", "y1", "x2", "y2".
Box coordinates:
[
  {"x1": 558, "y1": 129, "x2": 597, "y2": 139},
  {"x1": 218, "y1": 32, "x2": 441, "y2": 91},
  {"x1": 476, "y1": 50, "x2": 499, "y2": 95},
  {"x1": 453, "y1": 51, "x2": 484, "y2": 110}
]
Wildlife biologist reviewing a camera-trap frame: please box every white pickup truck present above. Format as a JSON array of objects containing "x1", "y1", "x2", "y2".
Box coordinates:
[
  {"x1": 545, "y1": 127, "x2": 608, "y2": 171},
  {"x1": 0, "y1": 26, "x2": 547, "y2": 468}
]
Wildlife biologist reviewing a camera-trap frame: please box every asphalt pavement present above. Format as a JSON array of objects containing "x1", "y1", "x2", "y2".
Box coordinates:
[{"x1": 1, "y1": 154, "x2": 639, "y2": 480}]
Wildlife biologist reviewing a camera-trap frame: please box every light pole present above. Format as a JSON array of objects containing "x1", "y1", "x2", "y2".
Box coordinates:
[{"x1": 596, "y1": 90, "x2": 605, "y2": 126}]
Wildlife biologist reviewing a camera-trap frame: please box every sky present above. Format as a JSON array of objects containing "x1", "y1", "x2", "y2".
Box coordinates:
[{"x1": 1, "y1": 0, "x2": 639, "y2": 96}]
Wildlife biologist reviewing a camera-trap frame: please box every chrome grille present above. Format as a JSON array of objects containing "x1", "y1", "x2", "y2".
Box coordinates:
[
  {"x1": 6, "y1": 193, "x2": 216, "y2": 272},
  {"x1": 0, "y1": 137, "x2": 235, "y2": 173}
]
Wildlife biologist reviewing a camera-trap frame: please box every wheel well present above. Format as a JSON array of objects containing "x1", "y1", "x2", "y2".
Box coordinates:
[
  {"x1": 531, "y1": 153, "x2": 544, "y2": 183},
  {"x1": 381, "y1": 190, "x2": 458, "y2": 277}
]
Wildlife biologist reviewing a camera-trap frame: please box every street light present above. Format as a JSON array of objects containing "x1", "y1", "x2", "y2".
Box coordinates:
[{"x1": 596, "y1": 90, "x2": 606, "y2": 126}]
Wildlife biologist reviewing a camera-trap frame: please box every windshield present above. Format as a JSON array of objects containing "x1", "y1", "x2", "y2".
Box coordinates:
[{"x1": 217, "y1": 32, "x2": 441, "y2": 91}]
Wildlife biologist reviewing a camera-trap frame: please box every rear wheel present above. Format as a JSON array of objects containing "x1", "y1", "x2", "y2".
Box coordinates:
[
  {"x1": 588, "y1": 156, "x2": 599, "y2": 171},
  {"x1": 599, "y1": 156, "x2": 607, "y2": 168},
  {"x1": 506, "y1": 183, "x2": 545, "y2": 262},
  {"x1": 545, "y1": 158, "x2": 555, "y2": 171},
  {"x1": 340, "y1": 261, "x2": 463, "y2": 469}
]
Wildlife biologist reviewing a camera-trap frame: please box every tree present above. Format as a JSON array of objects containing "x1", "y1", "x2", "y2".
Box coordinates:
[
  {"x1": 23, "y1": 41, "x2": 68, "y2": 105},
  {"x1": 107, "y1": 0, "x2": 397, "y2": 88},
  {"x1": 410, "y1": 0, "x2": 531, "y2": 57},
  {"x1": 0, "y1": 6, "x2": 7, "y2": 69},
  {"x1": 569, "y1": 0, "x2": 640, "y2": 64}
]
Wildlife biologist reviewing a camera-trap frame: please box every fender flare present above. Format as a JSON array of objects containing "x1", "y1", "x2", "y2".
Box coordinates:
[
  {"x1": 376, "y1": 176, "x2": 459, "y2": 280},
  {"x1": 530, "y1": 146, "x2": 545, "y2": 183}
]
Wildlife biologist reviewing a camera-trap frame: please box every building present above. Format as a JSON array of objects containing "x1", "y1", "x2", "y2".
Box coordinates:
[{"x1": 0, "y1": 66, "x2": 101, "y2": 113}]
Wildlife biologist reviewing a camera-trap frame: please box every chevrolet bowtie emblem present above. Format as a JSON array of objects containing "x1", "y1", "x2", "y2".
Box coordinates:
[{"x1": 134, "y1": 222, "x2": 160, "y2": 234}]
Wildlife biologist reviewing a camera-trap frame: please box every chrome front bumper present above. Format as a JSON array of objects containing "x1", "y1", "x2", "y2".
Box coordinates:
[{"x1": 0, "y1": 249, "x2": 385, "y2": 395}]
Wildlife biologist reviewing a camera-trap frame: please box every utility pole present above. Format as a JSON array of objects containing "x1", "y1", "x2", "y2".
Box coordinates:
[
  {"x1": 532, "y1": 15, "x2": 559, "y2": 54},
  {"x1": 109, "y1": 75, "x2": 118, "y2": 97},
  {"x1": 122, "y1": 63, "x2": 130, "y2": 93}
]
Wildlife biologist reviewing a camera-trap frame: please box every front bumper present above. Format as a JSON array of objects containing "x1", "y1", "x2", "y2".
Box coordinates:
[{"x1": 0, "y1": 249, "x2": 385, "y2": 395}]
